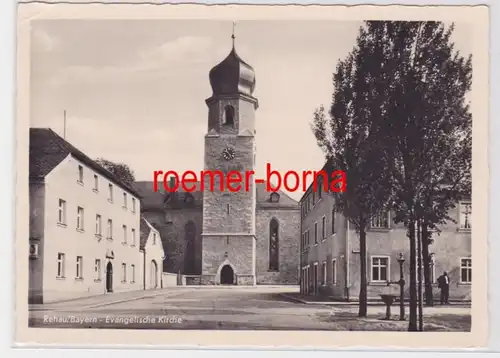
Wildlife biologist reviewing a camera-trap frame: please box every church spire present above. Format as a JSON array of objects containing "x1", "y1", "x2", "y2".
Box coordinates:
[{"x1": 231, "y1": 21, "x2": 236, "y2": 48}]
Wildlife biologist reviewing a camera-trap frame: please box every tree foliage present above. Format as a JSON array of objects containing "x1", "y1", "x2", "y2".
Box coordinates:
[
  {"x1": 96, "y1": 158, "x2": 136, "y2": 186},
  {"x1": 311, "y1": 27, "x2": 395, "y2": 317},
  {"x1": 311, "y1": 21, "x2": 472, "y2": 329}
]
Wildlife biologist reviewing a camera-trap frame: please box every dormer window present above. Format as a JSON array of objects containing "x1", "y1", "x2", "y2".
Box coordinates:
[
  {"x1": 223, "y1": 105, "x2": 235, "y2": 126},
  {"x1": 270, "y1": 192, "x2": 280, "y2": 203}
]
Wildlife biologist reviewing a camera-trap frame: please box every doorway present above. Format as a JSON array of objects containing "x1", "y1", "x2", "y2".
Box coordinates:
[
  {"x1": 106, "y1": 262, "x2": 113, "y2": 293},
  {"x1": 220, "y1": 265, "x2": 234, "y2": 285},
  {"x1": 150, "y1": 260, "x2": 158, "y2": 288}
]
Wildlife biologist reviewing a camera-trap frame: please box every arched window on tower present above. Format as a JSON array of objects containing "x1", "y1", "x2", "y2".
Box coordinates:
[
  {"x1": 184, "y1": 221, "x2": 197, "y2": 275},
  {"x1": 223, "y1": 105, "x2": 235, "y2": 126},
  {"x1": 269, "y1": 218, "x2": 279, "y2": 271}
]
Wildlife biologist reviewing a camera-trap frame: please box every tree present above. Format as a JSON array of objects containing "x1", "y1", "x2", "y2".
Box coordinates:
[
  {"x1": 310, "y1": 28, "x2": 394, "y2": 317},
  {"x1": 376, "y1": 21, "x2": 472, "y2": 330},
  {"x1": 96, "y1": 158, "x2": 136, "y2": 186},
  {"x1": 311, "y1": 21, "x2": 471, "y2": 328}
]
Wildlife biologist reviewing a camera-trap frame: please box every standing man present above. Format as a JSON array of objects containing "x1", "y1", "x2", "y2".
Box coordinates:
[{"x1": 437, "y1": 271, "x2": 450, "y2": 304}]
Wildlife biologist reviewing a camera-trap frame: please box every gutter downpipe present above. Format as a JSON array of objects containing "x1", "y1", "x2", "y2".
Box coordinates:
[
  {"x1": 143, "y1": 249, "x2": 146, "y2": 291},
  {"x1": 345, "y1": 218, "x2": 350, "y2": 301}
]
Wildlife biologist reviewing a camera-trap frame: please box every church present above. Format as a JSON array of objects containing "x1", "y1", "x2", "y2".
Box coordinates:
[{"x1": 135, "y1": 35, "x2": 301, "y2": 285}]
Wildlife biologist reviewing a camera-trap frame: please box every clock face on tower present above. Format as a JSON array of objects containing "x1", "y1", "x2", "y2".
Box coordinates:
[{"x1": 222, "y1": 147, "x2": 236, "y2": 161}]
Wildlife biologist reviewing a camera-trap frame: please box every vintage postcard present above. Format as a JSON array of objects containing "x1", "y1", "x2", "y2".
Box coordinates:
[{"x1": 16, "y1": 1, "x2": 489, "y2": 349}]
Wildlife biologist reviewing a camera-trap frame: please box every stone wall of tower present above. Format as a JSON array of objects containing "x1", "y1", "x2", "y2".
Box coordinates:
[
  {"x1": 201, "y1": 234, "x2": 256, "y2": 285},
  {"x1": 207, "y1": 96, "x2": 256, "y2": 135},
  {"x1": 202, "y1": 134, "x2": 256, "y2": 234},
  {"x1": 202, "y1": 93, "x2": 258, "y2": 284}
]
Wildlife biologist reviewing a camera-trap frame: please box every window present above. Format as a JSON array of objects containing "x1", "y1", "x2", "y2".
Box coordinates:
[
  {"x1": 107, "y1": 219, "x2": 113, "y2": 239},
  {"x1": 76, "y1": 207, "x2": 84, "y2": 230},
  {"x1": 306, "y1": 229, "x2": 310, "y2": 247},
  {"x1": 131, "y1": 264, "x2": 136, "y2": 283},
  {"x1": 312, "y1": 190, "x2": 316, "y2": 205},
  {"x1": 331, "y1": 207, "x2": 336, "y2": 234},
  {"x1": 314, "y1": 222, "x2": 318, "y2": 244},
  {"x1": 269, "y1": 219, "x2": 279, "y2": 271},
  {"x1": 223, "y1": 105, "x2": 235, "y2": 126},
  {"x1": 95, "y1": 214, "x2": 102, "y2": 236},
  {"x1": 322, "y1": 261, "x2": 327, "y2": 285},
  {"x1": 321, "y1": 216, "x2": 326, "y2": 240},
  {"x1": 332, "y1": 259, "x2": 337, "y2": 284},
  {"x1": 184, "y1": 221, "x2": 197, "y2": 275},
  {"x1": 93, "y1": 174, "x2": 99, "y2": 191},
  {"x1": 459, "y1": 202, "x2": 472, "y2": 230},
  {"x1": 58, "y1": 199, "x2": 66, "y2": 225},
  {"x1": 76, "y1": 256, "x2": 83, "y2": 279},
  {"x1": 370, "y1": 211, "x2": 390, "y2": 229},
  {"x1": 270, "y1": 192, "x2": 280, "y2": 203},
  {"x1": 318, "y1": 180, "x2": 323, "y2": 199},
  {"x1": 122, "y1": 225, "x2": 127, "y2": 243},
  {"x1": 123, "y1": 192, "x2": 127, "y2": 208},
  {"x1": 131, "y1": 228, "x2": 136, "y2": 246},
  {"x1": 57, "y1": 253, "x2": 65, "y2": 278},
  {"x1": 78, "y1": 165, "x2": 83, "y2": 183},
  {"x1": 132, "y1": 198, "x2": 136, "y2": 213},
  {"x1": 108, "y1": 184, "x2": 113, "y2": 202},
  {"x1": 371, "y1": 256, "x2": 389, "y2": 282},
  {"x1": 153, "y1": 232, "x2": 157, "y2": 245},
  {"x1": 460, "y1": 258, "x2": 472, "y2": 283},
  {"x1": 94, "y1": 259, "x2": 101, "y2": 280},
  {"x1": 121, "y1": 263, "x2": 127, "y2": 282}
]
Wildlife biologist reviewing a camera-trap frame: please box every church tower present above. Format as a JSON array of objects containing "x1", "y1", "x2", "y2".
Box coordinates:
[{"x1": 201, "y1": 28, "x2": 258, "y2": 286}]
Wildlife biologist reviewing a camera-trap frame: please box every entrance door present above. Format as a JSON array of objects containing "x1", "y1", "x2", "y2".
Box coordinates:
[
  {"x1": 150, "y1": 260, "x2": 158, "y2": 288},
  {"x1": 220, "y1": 265, "x2": 234, "y2": 285},
  {"x1": 106, "y1": 262, "x2": 113, "y2": 293}
]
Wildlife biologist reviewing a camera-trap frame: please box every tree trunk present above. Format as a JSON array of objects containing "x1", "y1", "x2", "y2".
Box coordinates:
[
  {"x1": 421, "y1": 223, "x2": 434, "y2": 306},
  {"x1": 358, "y1": 228, "x2": 368, "y2": 317},
  {"x1": 408, "y1": 219, "x2": 418, "y2": 331},
  {"x1": 417, "y1": 219, "x2": 424, "y2": 331}
]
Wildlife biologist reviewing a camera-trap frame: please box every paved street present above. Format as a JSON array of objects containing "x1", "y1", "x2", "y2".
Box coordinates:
[{"x1": 29, "y1": 286, "x2": 471, "y2": 331}]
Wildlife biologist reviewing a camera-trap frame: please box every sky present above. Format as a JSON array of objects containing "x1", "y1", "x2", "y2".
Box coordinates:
[{"x1": 30, "y1": 20, "x2": 473, "y2": 201}]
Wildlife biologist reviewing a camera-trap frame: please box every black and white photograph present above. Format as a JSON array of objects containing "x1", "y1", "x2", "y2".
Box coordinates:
[{"x1": 16, "y1": 2, "x2": 488, "y2": 348}]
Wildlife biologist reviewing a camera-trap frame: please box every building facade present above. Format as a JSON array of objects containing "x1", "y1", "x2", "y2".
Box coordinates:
[
  {"x1": 136, "y1": 38, "x2": 301, "y2": 286},
  {"x1": 299, "y1": 161, "x2": 472, "y2": 302},
  {"x1": 29, "y1": 128, "x2": 161, "y2": 303},
  {"x1": 139, "y1": 217, "x2": 165, "y2": 290}
]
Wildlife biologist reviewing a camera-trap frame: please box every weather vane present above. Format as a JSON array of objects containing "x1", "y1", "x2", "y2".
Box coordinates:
[{"x1": 232, "y1": 21, "x2": 236, "y2": 46}]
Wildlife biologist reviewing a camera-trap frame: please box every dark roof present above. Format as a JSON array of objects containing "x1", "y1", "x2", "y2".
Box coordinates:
[
  {"x1": 139, "y1": 217, "x2": 162, "y2": 251},
  {"x1": 139, "y1": 217, "x2": 150, "y2": 250},
  {"x1": 134, "y1": 180, "x2": 299, "y2": 211},
  {"x1": 209, "y1": 45, "x2": 256, "y2": 97},
  {"x1": 29, "y1": 128, "x2": 142, "y2": 198},
  {"x1": 299, "y1": 157, "x2": 337, "y2": 203}
]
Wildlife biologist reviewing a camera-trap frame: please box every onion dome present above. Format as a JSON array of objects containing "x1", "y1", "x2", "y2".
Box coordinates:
[{"x1": 209, "y1": 35, "x2": 256, "y2": 97}]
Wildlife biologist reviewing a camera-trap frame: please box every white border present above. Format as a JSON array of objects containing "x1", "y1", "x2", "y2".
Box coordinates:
[{"x1": 1, "y1": 0, "x2": 497, "y2": 355}]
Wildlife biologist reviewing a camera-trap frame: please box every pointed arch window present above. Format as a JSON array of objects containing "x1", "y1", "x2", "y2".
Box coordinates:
[
  {"x1": 223, "y1": 105, "x2": 235, "y2": 126},
  {"x1": 269, "y1": 218, "x2": 279, "y2": 271},
  {"x1": 184, "y1": 221, "x2": 197, "y2": 275}
]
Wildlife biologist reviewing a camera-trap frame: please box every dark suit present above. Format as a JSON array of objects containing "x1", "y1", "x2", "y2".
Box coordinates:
[{"x1": 437, "y1": 275, "x2": 450, "y2": 304}]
